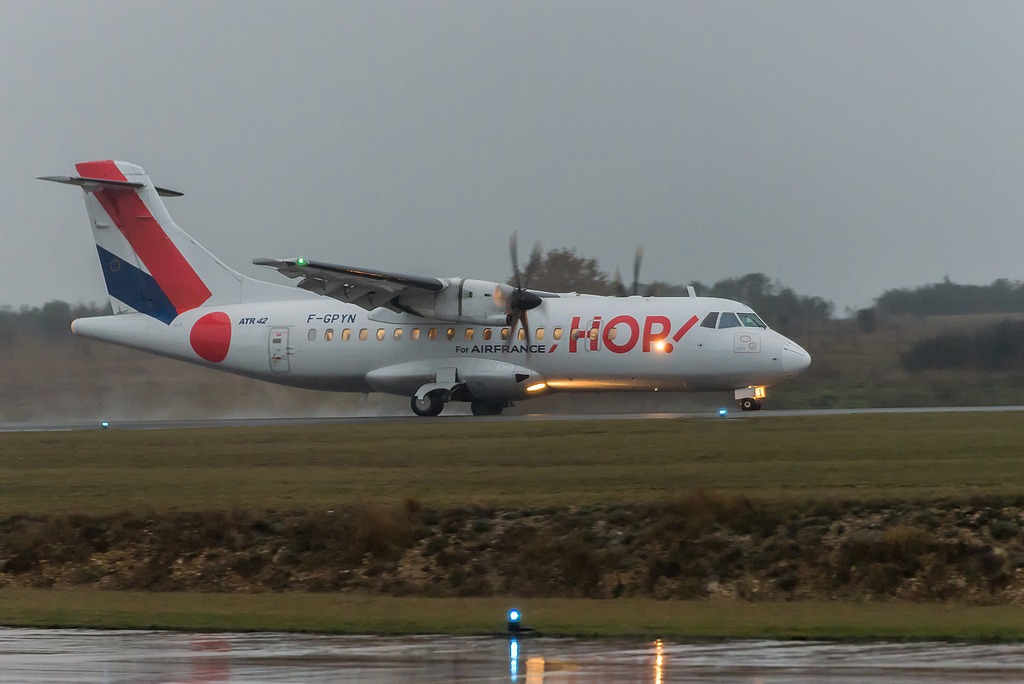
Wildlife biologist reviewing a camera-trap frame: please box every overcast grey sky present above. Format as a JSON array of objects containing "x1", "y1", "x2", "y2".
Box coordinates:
[{"x1": 3, "y1": 1, "x2": 1023, "y2": 314}]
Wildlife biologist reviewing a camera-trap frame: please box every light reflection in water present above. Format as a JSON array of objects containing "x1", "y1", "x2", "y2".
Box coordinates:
[
  {"x1": 509, "y1": 637, "x2": 519, "y2": 681},
  {"x1": 526, "y1": 655, "x2": 545, "y2": 683},
  {"x1": 654, "y1": 638, "x2": 664, "y2": 684},
  {"x1": 509, "y1": 637, "x2": 546, "y2": 682}
]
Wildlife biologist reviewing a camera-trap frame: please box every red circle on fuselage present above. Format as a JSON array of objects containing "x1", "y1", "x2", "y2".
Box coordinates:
[{"x1": 190, "y1": 312, "x2": 231, "y2": 362}]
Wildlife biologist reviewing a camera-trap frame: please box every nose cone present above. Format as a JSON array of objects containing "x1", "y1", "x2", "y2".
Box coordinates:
[{"x1": 782, "y1": 341, "x2": 811, "y2": 377}]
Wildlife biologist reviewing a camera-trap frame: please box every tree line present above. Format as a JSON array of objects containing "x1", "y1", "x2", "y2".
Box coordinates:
[
  {"x1": 0, "y1": 301, "x2": 108, "y2": 344},
  {"x1": 7, "y1": 258, "x2": 1024, "y2": 339},
  {"x1": 876, "y1": 277, "x2": 1024, "y2": 316},
  {"x1": 516, "y1": 247, "x2": 832, "y2": 329}
]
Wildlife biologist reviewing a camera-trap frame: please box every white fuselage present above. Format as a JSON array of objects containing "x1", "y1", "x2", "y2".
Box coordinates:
[{"x1": 72, "y1": 293, "x2": 810, "y2": 400}]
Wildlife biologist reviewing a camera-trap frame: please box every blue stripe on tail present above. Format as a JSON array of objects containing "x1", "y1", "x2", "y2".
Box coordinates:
[{"x1": 96, "y1": 245, "x2": 178, "y2": 324}]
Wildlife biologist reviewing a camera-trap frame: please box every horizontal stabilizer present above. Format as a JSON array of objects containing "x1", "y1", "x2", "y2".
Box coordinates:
[{"x1": 38, "y1": 175, "x2": 184, "y2": 197}]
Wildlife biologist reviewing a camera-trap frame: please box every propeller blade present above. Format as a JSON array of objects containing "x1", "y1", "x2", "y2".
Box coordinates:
[
  {"x1": 505, "y1": 232, "x2": 542, "y2": 351},
  {"x1": 613, "y1": 266, "x2": 626, "y2": 297},
  {"x1": 509, "y1": 231, "x2": 522, "y2": 290},
  {"x1": 507, "y1": 311, "x2": 519, "y2": 344},
  {"x1": 632, "y1": 246, "x2": 644, "y2": 296},
  {"x1": 522, "y1": 310, "x2": 531, "y2": 347}
]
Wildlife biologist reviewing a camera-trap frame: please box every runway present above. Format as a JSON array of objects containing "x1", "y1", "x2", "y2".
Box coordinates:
[
  {"x1": 2, "y1": 405, "x2": 1023, "y2": 432},
  {"x1": 2, "y1": 629, "x2": 1024, "y2": 682}
]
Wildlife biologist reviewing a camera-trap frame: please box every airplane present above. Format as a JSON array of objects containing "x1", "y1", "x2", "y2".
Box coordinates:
[{"x1": 41, "y1": 160, "x2": 811, "y2": 417}]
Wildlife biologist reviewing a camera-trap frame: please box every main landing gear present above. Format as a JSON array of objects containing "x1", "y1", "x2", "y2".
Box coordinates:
[
  {"x1": 410, "y1": 391, "x2": 507, "y2": 417},
  {"x1": 470, "y1": 400, "x2": 505, "y2": 416},
  {"x1": 411, "y1": 390, "x2": 447, "y2": 417}
]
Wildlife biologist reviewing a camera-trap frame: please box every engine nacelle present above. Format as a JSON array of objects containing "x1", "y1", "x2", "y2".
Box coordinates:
[
  {"x1": 395, "y1": 278, "x2": 512, "y2": 325},
  {"x1": 366, "y1": 357, "x2": 545, "y2": 402}
]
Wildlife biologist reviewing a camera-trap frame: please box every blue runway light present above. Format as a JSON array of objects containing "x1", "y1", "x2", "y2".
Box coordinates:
[
  {"x1": 718, "y1": 408, "x2": 728, "y2": 417},
  {"x1": 507, "y1": 607, "x2": 531, "y2": 634},
  {"x1": 101, "y1": 421, "x2": 110, "y2": 429}
]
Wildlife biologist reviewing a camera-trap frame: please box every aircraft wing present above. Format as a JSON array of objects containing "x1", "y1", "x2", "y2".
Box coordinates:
[{"x1": 253, "y1": 257, "x2": 445, "y2": 310}]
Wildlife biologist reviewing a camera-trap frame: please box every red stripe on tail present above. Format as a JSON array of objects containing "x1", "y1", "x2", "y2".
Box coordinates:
[{"x1": 76, "y1": 161, "x2": 211, "y2": 314}]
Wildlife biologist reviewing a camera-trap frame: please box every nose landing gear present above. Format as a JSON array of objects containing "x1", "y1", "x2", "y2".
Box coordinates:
[
  {"x1": 739, "y1": 397, "x2": 762, "y2": 412},
  {"x1": 735, "y1": 386, "x2": 766, "y2": 412}
]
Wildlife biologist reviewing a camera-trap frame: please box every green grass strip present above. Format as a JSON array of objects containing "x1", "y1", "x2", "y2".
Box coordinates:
[
  {"x1": 2, "y1": 412, "x2": 1024, "y2": 514},
  {"x1": 3, "y1": 589, "x2": 1024, "y2": 640}
]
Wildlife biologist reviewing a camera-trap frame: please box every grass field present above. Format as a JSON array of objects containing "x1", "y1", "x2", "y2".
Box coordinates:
[
  {"x1": 1, "y1": 412, "x2": 1023, "y2": 514},
  {"x1": 4, "y1": 588, "x2": 1024, "y2": 641},
  {"x1": 4, "y1": 411, "x2": 1024, "y2": 639}
]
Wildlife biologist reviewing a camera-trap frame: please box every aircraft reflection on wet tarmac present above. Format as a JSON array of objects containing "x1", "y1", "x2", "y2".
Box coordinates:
[{"x1": 3, "y1": 629, "x2": 1024, "y2": 682}]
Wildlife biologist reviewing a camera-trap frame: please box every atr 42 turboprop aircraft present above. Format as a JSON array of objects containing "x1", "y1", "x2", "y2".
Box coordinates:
[{"x1": 42, "y1": 160, "x2": 811, "y2": 416}]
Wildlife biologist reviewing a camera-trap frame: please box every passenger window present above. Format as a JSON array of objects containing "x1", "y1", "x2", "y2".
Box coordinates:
[
  {"x1": 376, "y1": 328, "x2": 386, "y2": 340},
  {"x1": 701, "y1": 312, "x2": 719, "y2": 329},
  {"x1": 483, "y1": 328, "x2": 493, "y2": 340},
  {"x1": 501, "y1": 328, "x2": 510, "y2": 340},
  {"x1": 446, "y1": 328, "x2": 455, "y2": 340},
  {"x1": 411, "y1": 328, "x2": 421, "y2": 341},
  {"x1": 517, "y1": 328, "x2": 526, "y2": 341},
  {"x1": 308, "y1": 329, "x2": 316, "y2": 342},
  {"x1": 536, "y1": 328, "x2": 545, "y2": 341},
  {"x1": 718, "y1": 312, "x2": 742, "y2": 329},
  {"x1": 589, "y1": 327, "x2": 599, "y2": 341},
  {"x1": 607, "y1": 327, "x2": 617, "y2": 341},
  {"x1": 571, "y1": 328, "x2": 583, "y2": 340},
  {"x1": 325, "y1": 328, "x2": 334, "y2": 342},
  {"x1": 465, "y1": 328, "x2": 475, "y2": 340},
  {"x1": 553, "y1": 327, "x2": 563, "y2": 341},
  {"x1": 342, "y1": 328, "x2": 351, "y2": 341},
  {"x1": 359, "y1": 328, "x2": 368, "y2": 341},
  {"x1": 428, "y1": 328, "x2": 437, "y2": 340},
  {"x1": 393, "y1": 329, "x2": 403, "y2": 340}
]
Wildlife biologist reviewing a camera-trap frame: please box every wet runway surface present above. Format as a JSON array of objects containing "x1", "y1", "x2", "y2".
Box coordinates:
[
  {"x1": 2, "y1": 405, "x2": 1023, "y2": 432},
  {"x1": 3, "y1": 629, "x2": 1024, "y2": 682}
]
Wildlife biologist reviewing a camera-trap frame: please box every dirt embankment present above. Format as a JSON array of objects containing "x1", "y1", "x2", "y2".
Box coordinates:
[{"x1": 3, "y1": 493, "x2": 1024, "y2": 602}]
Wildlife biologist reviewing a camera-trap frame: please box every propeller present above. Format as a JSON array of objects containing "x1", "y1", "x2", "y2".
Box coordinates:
[
  {"x1": 506, "y1": 232, "x2": 543, "y2": 346},
  {"x1": 613, "y1": 266, "x2": 627, "y2": 297},
  {"x1": 631, "y1": 246, "x2": 644, "y2": 296},
  {"x1": 613, "y1": 246, "x2": 645, "y2": 296}
]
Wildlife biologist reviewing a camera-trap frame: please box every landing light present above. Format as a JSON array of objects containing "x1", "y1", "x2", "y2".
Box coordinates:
[{"x1": 525, "y1": 382, "x2": 547, "y2": 393}]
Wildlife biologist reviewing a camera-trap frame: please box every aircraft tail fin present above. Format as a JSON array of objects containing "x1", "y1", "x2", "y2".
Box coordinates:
[{"x1": 41, "y1": 160, "x2": 244, "y2": 323}]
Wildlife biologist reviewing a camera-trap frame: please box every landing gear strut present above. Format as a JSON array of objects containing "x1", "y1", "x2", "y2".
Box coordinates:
[
  {"x1": 739, "y1": 398, "x2": 762, "y2": 412},
  {"x1": 411, "y1": 390, "x2": 448, "y2": 417}
]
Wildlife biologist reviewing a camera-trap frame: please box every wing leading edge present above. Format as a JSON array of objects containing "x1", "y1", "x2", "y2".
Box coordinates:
[{"x1": 254, "y1": 257, "x2": 445, "y2": 311}]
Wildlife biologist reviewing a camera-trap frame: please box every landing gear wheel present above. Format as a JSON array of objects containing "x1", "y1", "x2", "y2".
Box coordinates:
[
  {"x1": 471, "y1": 400, "x2": 505, "y2": 416},
  {"x1": 740, "y1": 397, "x2": 762, "y2": 412},
  {"x1": 411, "y1": 391, "x2": 446, "y2": 417}
]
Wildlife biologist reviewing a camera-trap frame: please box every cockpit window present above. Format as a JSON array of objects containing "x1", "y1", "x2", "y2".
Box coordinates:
[
  {"x1": 718, "y1": 312, "x2": 742, "y2": 329},
  {"x1": 739, "y1": 312, "x2": 767, "y2": 329},
  {"x1": 701, "y1": 312, "x2": 719, "y2": 329}
]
